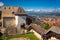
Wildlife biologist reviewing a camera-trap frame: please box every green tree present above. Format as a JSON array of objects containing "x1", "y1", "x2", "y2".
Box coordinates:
[{"x1": 42, "y1": 23, "x2": 50, "y2": 30}]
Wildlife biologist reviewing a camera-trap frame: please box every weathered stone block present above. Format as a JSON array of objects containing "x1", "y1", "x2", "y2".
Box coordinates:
[{"x1": 6, "y1": 27, "x2": 17, "y2": 35}]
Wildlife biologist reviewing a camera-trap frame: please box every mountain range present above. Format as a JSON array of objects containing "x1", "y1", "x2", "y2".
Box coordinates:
[{"x1": 26, "y1": 9, "x2": 60, "y2": 16}]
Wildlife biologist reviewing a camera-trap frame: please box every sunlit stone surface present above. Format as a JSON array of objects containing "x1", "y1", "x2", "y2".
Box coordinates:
[{"x1": 48, "y1": 37, "x2": 59, "y2": 40}]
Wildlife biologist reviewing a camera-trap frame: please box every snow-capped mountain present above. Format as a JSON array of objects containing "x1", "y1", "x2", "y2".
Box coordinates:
[
  {"x1": 25, "y1": 8, "x2": 60, "y2": 13},
  {"x1": 25, "y1": 8, "x2": 60, "y2": 16}
]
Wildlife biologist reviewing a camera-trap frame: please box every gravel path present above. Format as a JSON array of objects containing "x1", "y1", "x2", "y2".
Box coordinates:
[{"x1": 10, "y1": 37, "x2": 30, "y2": 40}]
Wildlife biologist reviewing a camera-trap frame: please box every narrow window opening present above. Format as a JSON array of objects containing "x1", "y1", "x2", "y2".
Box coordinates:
[
  {"x1": 12, "y1": 12, "x2": 14, "y2": 14},
  {"x1": 4, "y1": 7, "x2": 6, "y2": 9},
  {"x1": 9, "y1": 7, "x2": 10, "y2": 9}
]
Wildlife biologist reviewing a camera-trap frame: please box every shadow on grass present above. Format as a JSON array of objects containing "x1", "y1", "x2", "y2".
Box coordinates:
[
  {"x1": 0, "y1": 38, "x2": 3, "y2": 40},
  {"x1": 0, "y1": 33, "x2": 39, "y2": 40}
]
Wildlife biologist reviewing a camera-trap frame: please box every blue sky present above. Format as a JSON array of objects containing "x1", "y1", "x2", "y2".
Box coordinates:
[{"x1": 0, "y1": 0, "x2": 60, "y2": 9}]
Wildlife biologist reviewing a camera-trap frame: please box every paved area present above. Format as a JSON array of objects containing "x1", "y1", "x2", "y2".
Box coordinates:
[{"x1": 10, "y1": 37, "x2": 30, "y2": 40}]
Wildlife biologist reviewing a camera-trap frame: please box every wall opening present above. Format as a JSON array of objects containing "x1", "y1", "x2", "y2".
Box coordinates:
[{"x1": 26, "y1": 16, "x2": 32, "y2": 25}]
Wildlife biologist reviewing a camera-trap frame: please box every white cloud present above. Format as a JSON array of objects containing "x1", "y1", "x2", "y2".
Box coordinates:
[{"x1": 0, "y1": 2, "x2": 4, "y2": 6}]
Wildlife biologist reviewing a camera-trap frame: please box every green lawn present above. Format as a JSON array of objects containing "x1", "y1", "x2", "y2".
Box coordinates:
[{"x1": 0, "y1": 33, "x2": 39, "y2": 40}]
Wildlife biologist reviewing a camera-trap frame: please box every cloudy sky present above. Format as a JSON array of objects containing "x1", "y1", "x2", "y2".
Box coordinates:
[{"x1": 0, "y1": 0, "x2": 60, "y2": 11}]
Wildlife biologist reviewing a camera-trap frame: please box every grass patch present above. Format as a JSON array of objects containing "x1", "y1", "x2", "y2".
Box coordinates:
[{"x1": 0, "y1": 33, "x2": 39, "y2": 40}]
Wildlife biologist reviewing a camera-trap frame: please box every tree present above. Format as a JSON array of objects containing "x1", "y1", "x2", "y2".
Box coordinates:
[{"x1": 42, "y1": 23, "x2": 50, "y2": 30}]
